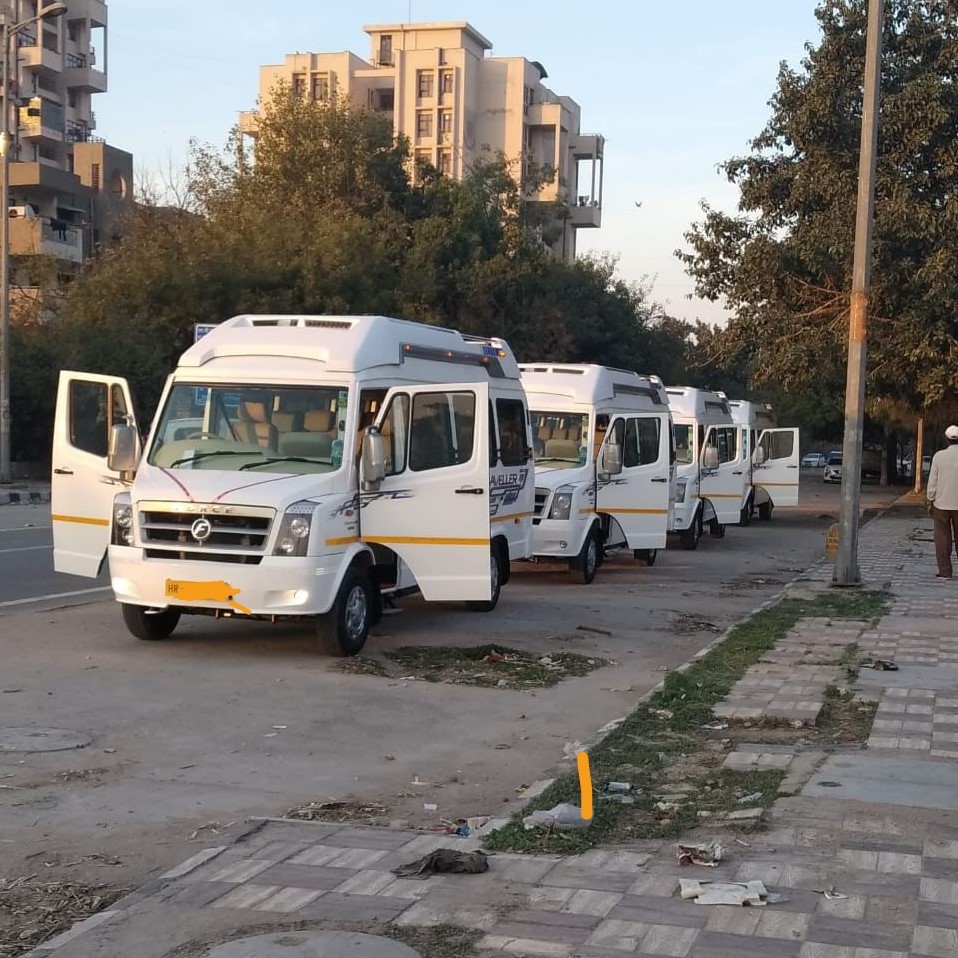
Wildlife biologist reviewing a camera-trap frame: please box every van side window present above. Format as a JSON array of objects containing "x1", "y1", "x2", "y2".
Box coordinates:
[
  {"x1": 636, "y1": 417, "x2": 660, "y2": 465},
  {"x1": 409, "y1": 391, "x2": 476, "y2": 472},
  {"x1": 593, "y1": 414, "x2": 610, "y2": 461},
  {"x1": 69, "y1": 380, "x2": 109, "y2": 457},
  {"x1": 489, "y1": 401, "x2": 498, "y2": 467},
  {"x1": 496, "y1": 398, "x2": 527, "y2": 466},
  {"x1": 379, "y1": 393, "x2": 410, "y2": 476},
  {"x1": 715, "y1": 426, "x2": 737, "y2": 464},
  {"x1": 759, "y1": 430, "x2": 794, "y2": 461}
]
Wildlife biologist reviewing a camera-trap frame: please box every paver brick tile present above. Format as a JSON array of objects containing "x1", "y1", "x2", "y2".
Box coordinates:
[
  {"x1": 562, "y1": 890, "x2": 622, "y2": 918},
  {"x1": 689, "y1": 929, "x2": 802, "y2": 957},
  {"x1": 586, "y1": 918, "x2": 649, "y2": 951},
  {"x1": 817, "y1": 895, "x2": 867, "y2": 920},
  {"x1": 754, "y1": 911, "x2": 811, "y2": 940},
  {"x1": 911, "y1": 924, "x2": 958, "y2": 957},
  {"x1": 876, "y1": 853, "x2": 922, "y2": 875},
  {"x1": 919, "y1": 878, "x2": 958, "y2": 905},
  {"x1": 705, "y1": 907, "x2": 762, "y2": 935},
  {"x1": 638, "y1": 924, "x2": 699, "y2": 956}
]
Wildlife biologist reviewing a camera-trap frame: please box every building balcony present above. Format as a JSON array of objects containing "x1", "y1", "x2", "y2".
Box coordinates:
[
  {"x1": 20, "y1": 120, "x2": 63, "y2": 144},
  {"x1": 568, "y1": 196, "x2": 601, "y2": 228},
  {"x1": 17, "y1": 40, "x2": 62, "y2": 75},
  {"x1": 570, "y1": 134, "x2": 604, "y2": 160},
  {"x1": 10, "y1": 216, "x2": 83, "y2": 264},
  {"x1": 67, "y1": 0, "x2": 108, "y2": 28},
  {"x1": 238, "y1": 110, "x2": 258, "y2": 136},
  {"x1": 65, "y1": 62, "x2": 107, "y2": 93},
  {"x1": 10, "y1": 161, "x2": 83, "y2": 196}
]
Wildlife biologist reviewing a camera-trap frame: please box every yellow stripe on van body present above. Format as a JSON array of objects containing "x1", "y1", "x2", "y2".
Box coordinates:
[
  {"x1": 603, "y1": 508, "x2": 669, "y2": 515},
  {"x1": 491, "y1": 511, "x2": 534, "y2": 524},
  {"x1": 578, "y1": 508, "x2": 596, "y2": 515},
  {"x1": 325, "y1": 536, "x2": 360, "y2": 547},
  {"x1": 364, "y1": 535, "x2": 490, "y2": 547},
  {"x1": 52, "y1": 514, "x2": 110, "y2": 527},
  {"x1": 703, "y1": 493, "x2": 743, "y2": 499},
  {"x1": 756, "y1": 482, "x2": 800, "y2": 488}
]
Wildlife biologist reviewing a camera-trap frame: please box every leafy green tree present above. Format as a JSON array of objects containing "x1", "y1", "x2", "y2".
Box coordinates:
[{"x1": 678, "y1": 0, "x2": 958, "y2": 421}]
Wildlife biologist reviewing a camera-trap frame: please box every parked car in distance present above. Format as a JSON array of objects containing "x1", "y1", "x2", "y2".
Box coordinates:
[
  {"x1": 823, "y1": 451, "x2": 843, "y2": 483},
  {"x1": 801, "y1": 452, "x2": 827, "y2": 468}
]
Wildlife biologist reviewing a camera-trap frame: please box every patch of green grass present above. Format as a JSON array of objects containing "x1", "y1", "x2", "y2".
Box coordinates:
[
  {"x1": 382, "y1": 644, "x2": 605, "y2": 689},
  {"x1": 818, "y1": 687, "x2": 878, "y2": 744},
  {"x1": 484, "y1": 590, "x2": 890, "y2": 853}
]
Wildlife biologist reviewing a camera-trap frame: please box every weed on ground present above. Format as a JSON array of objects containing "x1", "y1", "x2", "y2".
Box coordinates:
[
  {"x1": 340, "y1": 645, "x2": 606, "y2": 689},
  {"x1": 485, "y1": 589, "x2": 890, "y2": 853}
]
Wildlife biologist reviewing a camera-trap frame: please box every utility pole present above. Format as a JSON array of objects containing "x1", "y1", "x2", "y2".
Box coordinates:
[
  {"x1": 834, "y1": 0, "x2": 884, "y2": 586},
  {"x1": 914, "y1": 416, "x2": 924, "y2": 496}
]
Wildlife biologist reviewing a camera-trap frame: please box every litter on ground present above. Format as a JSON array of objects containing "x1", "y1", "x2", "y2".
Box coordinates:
[
  {"x1": 679, "y1": 879, "x2": 769, "y2": 906},
  {"x1": 676, "y1": 841, "x2": 724, "y2": 867}
]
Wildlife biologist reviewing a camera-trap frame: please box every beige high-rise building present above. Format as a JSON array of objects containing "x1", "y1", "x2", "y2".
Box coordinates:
[
  {"x1": 3, "y1": 0, "x2": 132, "y2": 318},
  {"x1": 240, "y1": 21, "x2": 604, "y2": 262}
]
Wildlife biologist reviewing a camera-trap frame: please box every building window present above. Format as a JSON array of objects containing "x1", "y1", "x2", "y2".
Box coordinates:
[
  {"x1": 292, "y1": 74, "x2": 306, "y2": 97},
  {"x1": 439, "y1": 110, "x2": 453, "y2": 137},
  {"x1": 378, "y1": 34, "x2": 393, "y2": 66},
  {"x1": 417, "y1": 70, "x2": 434, "y2": 99},
  {"x1": 416, "y1": 110, "x2": 433, "y2": 140},
  {"x1": 91, "y1": 162, "x2": 100, "y2": 191},
  {"x1": 440, "y1": 70, "x2": 454, "y2": 95},
  {"x1": 312, "y1": 75, "x2": 329, "y2": 101},
  {"x1": 438, "y1": 149, "x2": 452, "y2": 176}
]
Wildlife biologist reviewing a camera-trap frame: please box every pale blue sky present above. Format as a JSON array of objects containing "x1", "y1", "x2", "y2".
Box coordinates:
[{"x1": 97, "y1": 1, "x2": 820, "y2": 325}]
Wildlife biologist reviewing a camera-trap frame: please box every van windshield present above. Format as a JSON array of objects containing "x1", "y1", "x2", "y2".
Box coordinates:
[
  {"x1": 673, "y1": 424, "x2": 694, "y2": 465},
  {"x1": 147, "y1": 383, "x2": 348, "y2": 474},
  {"x1": 531, "y1": 411, "x2": 589, "y2": 469}
]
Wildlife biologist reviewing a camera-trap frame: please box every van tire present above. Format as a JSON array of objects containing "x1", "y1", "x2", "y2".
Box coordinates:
[
  {"x1": 467, "y1": 544, "x2": 504, "y2": 612},
  {"x1": 317, "y1": 569, "x2": 372, "y2": 657},
  {"x1": 122, "y1": 604, "x2": 180, "y2": 641},
  {"x1": 739, "y1": 496, "x2": 753, "y2": 527},
  {"x1": 758, "y1": 501, "x2": 773, "y2": 521},
  {"x1": 574, "y1": 526, "x2": 600, "y2": 584},
  {"x1": 709, "y1": 519, "x2": 726, "y2": 538},
  {"x1": 679, "y1": 511, "x2": 702, "y2": 551},
  {"x1": 634, "y1": 548, "x2": 657, "y2": 567}
]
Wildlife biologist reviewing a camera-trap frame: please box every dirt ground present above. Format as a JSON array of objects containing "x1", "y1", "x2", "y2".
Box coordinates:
[{"x1": 0, "y1": 478, "x2": 901, "y2": 952}]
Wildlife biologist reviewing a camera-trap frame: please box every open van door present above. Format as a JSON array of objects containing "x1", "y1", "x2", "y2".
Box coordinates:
[
  {"x1": 52, "y1": 371, "x2": 137, "y2": 577},
  {"x1": 700, "y1": 424, "x2": 746, "y2": 525},
  {"x1": 360, "y1": 382, "x2": 492, "y2": 601},
  {"x1": 754, "y1": 428, "x2": 800, "y2": 507},
  {"x1": 597, "y1": 413, "x2": 671, "y2": 549}
]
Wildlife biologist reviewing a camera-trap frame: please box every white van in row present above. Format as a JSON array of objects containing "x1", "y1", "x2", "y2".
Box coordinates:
[
  {"x1": 728, "y1": 400, "x2": 800, "y2": 523},
  {"x1": 52, "y1": 315, "x2": 535, "y2": 655},
  {"x1": 666, "y1": 387, "x2": 744, "y2": 549},
  {"x1": 520, "y1": 364, "x2": 673, "y2": 581}
]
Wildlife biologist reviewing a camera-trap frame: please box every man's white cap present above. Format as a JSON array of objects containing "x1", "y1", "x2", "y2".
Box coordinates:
[{"x1": 946, "y1": 425, "x2": 958, "y2": 440}]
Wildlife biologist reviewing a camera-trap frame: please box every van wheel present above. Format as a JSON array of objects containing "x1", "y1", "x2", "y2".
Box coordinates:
[
  {"x1": 575, "y1": 527, "x2": 600, "y2": 584},
  {"x1": 317, "y1": 569, "x2": 372, "y2": 656},
  {"x1": 467, "y1": 545, "x2": 504, "y2": 612},
  {"x1": 679, "y1": 511, "x2": 701, "y2": 551},
  {"x1": 758, "y1": 501, "x2": 773, "y2": 521},
  {"x1": 121, "y1": 604, "x2": 180, "y2": 641},
  {"x1": 709, "y1": 519, "x2": 726, "y2": 538},
  {"x1": 739, "y1": 496, "x2": 753, "y2": 527},
  {"x1": 634, "y1": 548, "x2": 657, "y2": 567}
]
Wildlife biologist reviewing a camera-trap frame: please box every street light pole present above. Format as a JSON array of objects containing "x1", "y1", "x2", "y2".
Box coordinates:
[
  {"x1": 834, "y1": 0, "x2": 884, "y2": 586},
  {"x1": 0, "y1": 16, "x2": 11, "y2": 483},
  {"x1": 0, "y1": 2, "x2": 67, "y2": 484}
]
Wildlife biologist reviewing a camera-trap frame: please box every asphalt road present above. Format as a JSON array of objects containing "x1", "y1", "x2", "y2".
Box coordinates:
[{"x1": 0, "y1": 473, "x2": 907, "y2": 903}]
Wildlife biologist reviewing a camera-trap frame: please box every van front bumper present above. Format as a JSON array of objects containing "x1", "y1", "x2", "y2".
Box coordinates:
[
  {"x1": 107, "y1": 546, "x2": 343, "y2": 616},
  {"x1": 530, "y1": 516, "x2": 590, "y2": 559}
]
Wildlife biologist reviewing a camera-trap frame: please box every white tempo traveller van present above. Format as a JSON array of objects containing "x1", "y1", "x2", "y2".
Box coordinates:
[
  {"x1": 727, "y1": 400, "x2": 800, "y2": 523},
  {"x1": 51, "y1": 315, "x2": 535, "y2": 655},
  {"x1": 519, "y1": 364, "x2": 673, "y2": 581},
  {"x1": 666, "y1": 387, "x2": 745, "y2": 549}
]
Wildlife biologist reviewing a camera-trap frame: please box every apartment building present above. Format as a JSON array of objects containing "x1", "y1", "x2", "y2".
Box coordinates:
[
  {"x1": 3, "y1": 0, "x2": 131, "y2": 319},
  {"x1": 240, "y1": 21, "x2": 604, "y2": 262}
]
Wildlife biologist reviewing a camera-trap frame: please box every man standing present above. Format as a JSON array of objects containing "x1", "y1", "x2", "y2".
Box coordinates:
[{"x1": 927, "y1": 425, "x2": 958, "y2": 578}]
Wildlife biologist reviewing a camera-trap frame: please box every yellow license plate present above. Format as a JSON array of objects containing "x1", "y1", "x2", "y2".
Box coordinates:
[
  {"x1": 164, "y1": 579, "x2": 250, "y2": 615},
  {"x1": 165, "y1": 579, "x2": 187, "y2": 598}
]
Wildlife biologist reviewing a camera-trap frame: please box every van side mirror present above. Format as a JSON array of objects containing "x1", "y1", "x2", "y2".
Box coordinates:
[
  {"x1": 753, "y1": 446, "x2": 767, "y2": 466},
  {"x1": 601, "y1": 439, "x2": 623, "y2": 476},
  {"x1": 361, "y1": 426, "x2": 386, "y2": 490},
  {"x1": 107, "y1": 423, "x2": 141, "y2": 474},
  {"x1": 702, "y1": 446, "x2": 719, "y2": 472}
]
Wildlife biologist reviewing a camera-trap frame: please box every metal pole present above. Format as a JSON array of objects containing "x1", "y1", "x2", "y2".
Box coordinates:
[
  {"x1": 914, "y1": 415, "x2": 924, "y2": 496},
  {"x1": 834, "y1": 0, "x2": 884, "y2": 586},
  {"x1": 0, "y1": 20, "x2": 10, "y2": 484}
]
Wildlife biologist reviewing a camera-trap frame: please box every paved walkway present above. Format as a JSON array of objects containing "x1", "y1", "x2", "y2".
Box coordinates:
[{"x1": 23, "y1": 504, "x2": 958, "y2": 958}]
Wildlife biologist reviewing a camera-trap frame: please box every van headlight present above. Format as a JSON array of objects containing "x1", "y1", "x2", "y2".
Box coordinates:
[
  {"x1": 548, "y1": 485, "x2": 575, "y2": 520},
  {"x1": 273, "y1": 500, "x2": 314, "y2": 556},
  {"x1": 675, "y1": 480, "x2": 687, "y2": 504},
  {"x1": 112, "y1": 494, "x2": 134, "y2": 546}
]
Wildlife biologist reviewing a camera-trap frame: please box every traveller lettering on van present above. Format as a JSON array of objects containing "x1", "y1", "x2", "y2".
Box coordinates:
[{"x1": 489, "y1": 467, "x2": 530, "y2": 516}]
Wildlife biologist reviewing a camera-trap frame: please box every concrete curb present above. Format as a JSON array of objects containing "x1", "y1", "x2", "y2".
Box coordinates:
[{"x1": 0, "y1": 488, "x2": 49, "y2": 506}]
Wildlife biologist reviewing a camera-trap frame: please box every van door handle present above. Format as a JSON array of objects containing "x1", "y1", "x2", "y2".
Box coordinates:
[
  {"x1": 732, "y1": 470, "x2": 744, "y2": 475},
  {"x1": 651, "y1": 477, "x2": 668, "y2": 483},
  {"x1": 455, "y1": 486, "x2": 484, "y2": 495},
  {"x1": 54, "y1": 467, "x2": 73, "y2": 475}
]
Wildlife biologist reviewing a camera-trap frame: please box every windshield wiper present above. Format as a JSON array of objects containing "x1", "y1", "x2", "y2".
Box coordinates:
[
  {"x1": 166, "y1": 451, "x2": 254, "y2": 468},
  {"x1": 239, "y1": 456, "x2": 322, "y2": 471},
  {"x1": 536, "y1": 457, "x2": 581, "y2": 464}
]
